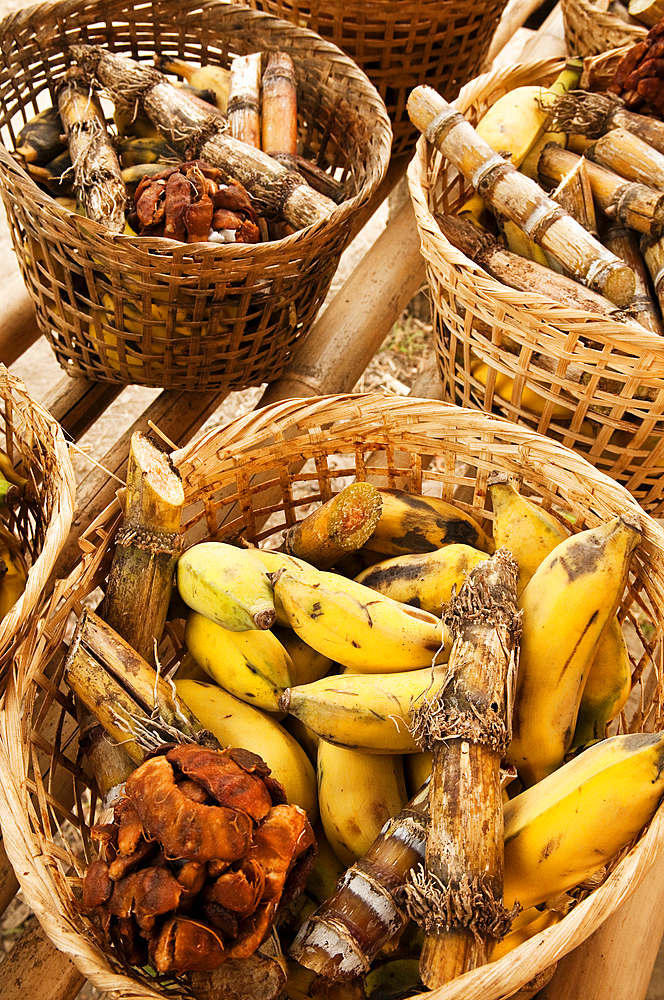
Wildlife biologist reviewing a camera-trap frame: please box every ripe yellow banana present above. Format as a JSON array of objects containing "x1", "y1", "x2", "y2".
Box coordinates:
[
  {"x1": 572, "y1": 615, "x2": 632, "y2": 748},
  {"x1": 272, "y1": 624, "x2": 334, "y2": 685},
  {"x1": 282, "y1": 714, "x2": 320, "y2": 766},
  {"x1": 156, "y1": 56, "x2": 231, "y2": 113},
  {"x1": 506, "y1": 513, "x2": 641, "y2": 786},
  {"x1": 354, "y1": 542, "x2": 488, "y2": 616},
  {"x1": 184, "y1": 610, "x2": 294, "y2": 711},
  {"x1": 472, "y1": 59, "x2": 582, "y2": 171},
  {"x1": 364, "y1": 487, "x2": 493, "y2": 556},
  {"x1": 404, "y1": 750, "x2": 433, "y2": 797},
  {"x1": 487, "y1": 470, "x2": 569, "y2": 595},
  {"x1": 471, "y1": 357, "x2": 576, "y2": 423},
  {"x1": 0, "y1": 536, "x2": 28, "y2": 620},
  {"x1": 247, "y1": 549, "x2": 312, "y2": 626},
  {"x1": 503, "y1": 730, "x2": 664, "y2": 910},
  {"x1": 316, "y1": 740, "x2": 408, "y2": 866},
  {"x1": 15, "y1": 104, "x2": 66, "y2": 165},
  {"x1": 176, "y1": 541, "x2": 277, "y2": 631},
  {"x1": 174, "y1": 677, "x2": 318, "y2": 823},
  {"x1": 490, "y1": 905, "x2": 562, "y2": 962},
  {"x1": 271, "y1": 566, "x2": 449, "y2": 673},
  {"x1": 306, "y1": 822, "x2": 347, "y2": 905},
  {"x1": 280, "y1": 667, "x2": 446, "y2": 753}
]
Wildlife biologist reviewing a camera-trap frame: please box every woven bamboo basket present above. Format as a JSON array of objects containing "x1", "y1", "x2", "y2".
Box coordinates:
[
  {"x1": 408, "y1": 56, "x2": 664, "y2": 517},
  {"x1": 0, "y1": 364, "x2": 75, "y2": 687},
  {"x1": 1, "y1": 392, "x2": 664, "y2": 999},
  {"x1": 561, "y1": 0, "x2": 647, "y2": 57},
  {"x1": 0, "y1": 0, "x2": 391, "y2": 392},
  {"x1": 245, "y1": 0, "x2": 509, "y2": 158}
]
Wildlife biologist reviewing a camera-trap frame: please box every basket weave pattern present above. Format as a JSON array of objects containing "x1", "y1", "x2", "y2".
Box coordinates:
[
  {"x1": 247, "y1": 0, "x2": 509, "y2": 157},
  {"x1": 0, "y1": 393, "x2": 663, "y2": 999},
  {"x1": 408, "y1": 58, "x2": 664, "y2": 516},
  {"x1": 0, "y1": 365, "x2": 75, "y2": 686},
  {"x1": 0, "y1": 0, "x2": 391, "y2": 391},
  {"x1": 561, "y1": 0, "x2": 646, "y2": 57}
]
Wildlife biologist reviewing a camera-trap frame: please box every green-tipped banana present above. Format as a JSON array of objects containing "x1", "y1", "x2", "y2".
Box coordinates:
[
  {"x1": 364, "y1": 487, "x2": 494, "y2": 556},
  {"x1": 271, "y1": 566, "x2": 449, "y2": 673},
  {"x1": 354, "y1": 542, "x2": 488, "y2": 615},
  {"x1": 506, "y1": 514, "x2": 641, "y2": 786},
  {"x1": 503, "y1": 730, "x2": 664, "y2": 910},
  {"x1": 174, "y1": 677, "x2": 318, "y2": 823},
  {"x1": 572, "y1": 615, "x2": 633, "y2": 748},
  {"x1": 184, "y1": 611, "x2": 294, "y2": 711},
  {"x1": 280, "y1": 667, "x2": 446, "y2": 753},
  {"x1": 176, "y1": 541, "x2": 277, "y2": 631},
  {"x1": 487, "y1": 470, "x2": 569, "y2": 595},
  {"x1": 317, "y1": 741, "x2": 408, "y2": 866}
]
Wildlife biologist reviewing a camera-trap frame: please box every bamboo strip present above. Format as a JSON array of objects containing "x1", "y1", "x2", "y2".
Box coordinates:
[{"x1": 406, "y1": 86, "x2": 635, "y2": 306}]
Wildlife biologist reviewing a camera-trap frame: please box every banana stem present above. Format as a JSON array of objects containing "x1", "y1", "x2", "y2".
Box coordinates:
[
  {"x1": 283, "y1": 482, "x2": 383, "y2": 570},
  {"x1": 402, "y1": 548, "x2": 521, "y2": 989},
  {"x1": 0, "y1": 476, "x2": 20, "y2": 508},
  {"x1": 96, "y1": 430, "x2": 184, "y2": 666}
]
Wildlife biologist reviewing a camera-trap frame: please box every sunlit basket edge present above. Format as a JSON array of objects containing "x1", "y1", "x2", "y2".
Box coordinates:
[{"x1": 0, "y1": 365, "x2": 76, "y2": 683}]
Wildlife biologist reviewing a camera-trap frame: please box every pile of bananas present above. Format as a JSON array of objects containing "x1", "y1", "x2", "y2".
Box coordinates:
[
  {"x1": 0, "y1": 450, "x2": 29, "y2": 623},
  {"x1": 163, "y1": 476, "x2": 659, "y2": 994}
]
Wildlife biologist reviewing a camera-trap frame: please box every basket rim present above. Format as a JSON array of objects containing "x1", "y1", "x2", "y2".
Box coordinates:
[
  {"x1": 406, "y1": 56, "x2": 664, "y2": 361},
  {"x1": 0, "y1": 0, "x2": 393, "y2": 256}
]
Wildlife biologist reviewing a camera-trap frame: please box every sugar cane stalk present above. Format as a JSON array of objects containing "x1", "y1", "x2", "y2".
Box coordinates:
[
  {"x1": 283, "y1": 482, "x2": 383, "y2": 570},
  {"x1": 586, "y1": 126, "x2": 664, "y2": 193},
  {"x1": 434, "y1": 212, "x2": 627, "y2": 320},
  {"x1": 96, "y1": 431, "x2": 184, "y2": 666},
  {"x1": 70, "y1": 44, "x2": 337, "y2": 231},
  {"x1": 57, "y1": 68, "x2": 126, "y2": 232},
  {"x1": 400, "y1": 548, "x2": 521, "y2": 988},
  {"x1": 552, "y1": 90, "x2": 664, "y2": 157},
  {"x1": 229, "y1": 52, "x2": 262, "y2": 148},
  {"x1": 538, "y1": 143, "x2": 664, "y2": 238},
  {"x1": 262, "y1": 52, "x2": 298, "y2": 163},
  {"x1": 603, "y1": 223, "x2": 664, "y2": 334},
  {"x1": 406, "y1": 87, "x2": 636, "y2": 307},
  {"x1": 290, "y1": 780, "x2": 430, "y2": 978},
  {"x1": 550, "y1": 155, "x2": 597, "y2": 235}
]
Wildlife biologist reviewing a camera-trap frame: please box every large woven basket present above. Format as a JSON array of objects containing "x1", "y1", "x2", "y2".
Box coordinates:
[
  {"x1": 0, "y1": 365, "x2": 75, "y2": 687},
  {"x1": 408, "y1": 57, "x2": 664, "y2": 517},
  {"x1": 561, "y1": 0, "x2": 647, "y2": 56},
  {"x1": 0, "y1": 0, "x2": 391, "y2": 392},
  {"x1": 1, "y1": 392, "x2": 664, "y2": 999},
  {"x1": 246, "y1": 0, "x2": 509, "y2": 158}
]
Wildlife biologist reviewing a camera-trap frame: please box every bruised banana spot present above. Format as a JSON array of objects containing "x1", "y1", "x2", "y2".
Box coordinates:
[
  {"x1": 541, "y1": 832, "x2": 564, "y2": 860},
  {"x1": 556, "y1": 609, "x2": 598, "y2": 683}
]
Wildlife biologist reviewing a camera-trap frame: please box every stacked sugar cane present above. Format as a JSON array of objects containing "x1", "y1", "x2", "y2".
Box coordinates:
[
  {"x1": 406, "y1": 30, "x2": 664, "y2": 334},
  {"x1": 13, "y1": 46, "x2": 345, "y2": 242}
]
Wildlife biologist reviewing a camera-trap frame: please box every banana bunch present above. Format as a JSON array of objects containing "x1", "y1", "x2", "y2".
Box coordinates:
[
  {"x1": 0, "y1": 522, "x2": 28, "y2": 621},
  {"x1": 503, "y1": 729, "x2": 664, "y2": 910}
]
